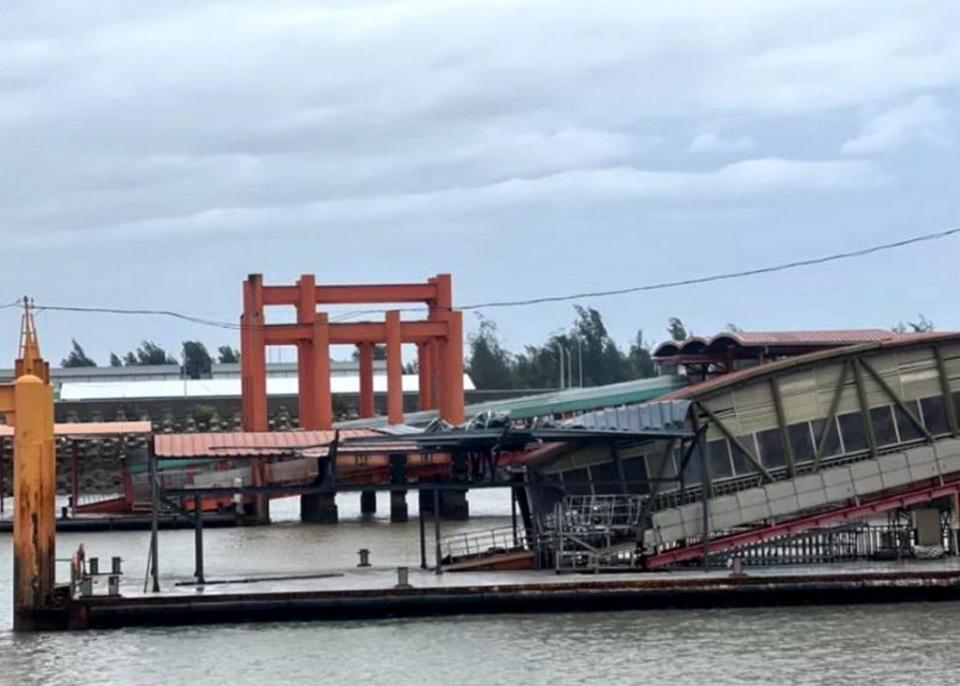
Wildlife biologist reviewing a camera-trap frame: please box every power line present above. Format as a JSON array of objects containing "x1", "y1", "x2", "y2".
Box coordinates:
[
  {"x1": 459, "y1": 227, "x2": 960, "y2": 311},
  {"x1": 22, "y1": 227, "x2": 960, "y2": 328}
]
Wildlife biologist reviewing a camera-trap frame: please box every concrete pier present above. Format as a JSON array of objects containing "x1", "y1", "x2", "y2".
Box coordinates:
[
  {"x1": 62, "y1": 562, "x2": 960, "y2": 631},
  {"x1": 360, "y1": 490, "x2": 377, "y2": 517},
  {"x1": 420, "y1": 489, "x2": 469, "y2": 520},
  {"x1": 301, "y1": 493, "x2": 338, "y2": 524},
  {"x1": 390, "y1": 491, "x2": 408, "y2": 523}
]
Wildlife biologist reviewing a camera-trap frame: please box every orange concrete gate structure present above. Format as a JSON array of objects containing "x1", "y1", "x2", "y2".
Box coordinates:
[
  {"x1": 240, "y1": 273, "x2": 465, "y2": 430},
  {"x1": 240, "y1": 274, "x2": 466, "y2": 523}
]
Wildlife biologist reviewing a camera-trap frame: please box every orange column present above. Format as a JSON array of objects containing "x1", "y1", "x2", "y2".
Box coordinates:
[
  {"x1": 443, "y1": 310, "x2": 465, "y2": 424},
  {"x1": 243, "y1": 275, "x2": 268, "y2": 431},
  {"x1": 385, "y1": 311, "x2": 404, "y2": 425},
  {"x1": 314, "y1": 312, "x2": 333, "y2": 430},
  {"x1": 12, "y1": 374, "x2": 56, "y2": 630},
  {"x1": 429, "y1": 340, "x2": 442, "y2": 409},
  {"x1": 297, "y1": 275, "x2": 317, "y2": 429},
  {"x1": 358, "y1": 343, "x2": 375, "y2": 418},
  {"x1": 417, "y1": 342, "x2": 433, "y2": 411}
]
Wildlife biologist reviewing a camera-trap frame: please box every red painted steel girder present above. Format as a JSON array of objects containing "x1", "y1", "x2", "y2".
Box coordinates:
[
  {"x1": 263, "y1": 320, "x2": 449, "y2": 345},
  {"x1": 262, "y1": 283, "x2": 442, "y2": 307},
  {"x1": 646, "y1": 476, "x2": 960, "y2": 569}
]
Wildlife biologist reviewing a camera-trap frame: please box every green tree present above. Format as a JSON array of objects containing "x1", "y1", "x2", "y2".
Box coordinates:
[
  {"x1": 893, "y1": 315, "x2": 935, "y2": 334},
  {"x1": 109, "y1": 352, "x2": 123, "y2": 367},
  {"x1": 628, "y1": 330, "x2": 656, "y2": 379},
  {"x1": 570, "y1": 306, "x2": 631, "y2": 386},
  {"x1": 467, "y1": 315, "x2": 515, "y2": 389},
  {"x1": 668, "y1": 317, "x2": 689, "y2": 342},
  {"x1": 217, "y1": 345, "x2": 240, "y2": 364},
  {"x1": 182, "y1": 341, "x2": 213, "y2": 379},
  {"x1": 124, "y1": 341, "x2": 178, "y2": 366},
  {"x1": 61, "y1": 339, "x2": 96, "y2": 367}
]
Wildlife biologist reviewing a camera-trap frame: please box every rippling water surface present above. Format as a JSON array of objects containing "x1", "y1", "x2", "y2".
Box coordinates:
[{"x1": 1, "y1": 491, "x2": 959, "y2": 685}]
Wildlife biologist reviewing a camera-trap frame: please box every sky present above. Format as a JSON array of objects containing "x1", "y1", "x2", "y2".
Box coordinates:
[{"x1": 0, "y1": 0, "x2": 958, "y2": 365}]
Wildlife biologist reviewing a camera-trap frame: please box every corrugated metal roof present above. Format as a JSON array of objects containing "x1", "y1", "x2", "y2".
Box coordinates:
[
  {"x1": 59, "y1": 374, "x2": 475, "y2": 402},
  {"x1": 664, "y1": 331, "x2": 960, "y2": 401},
  {"x1": 569, "y1": 400, "x2": 691, "y2": 432},
  {"x1": 654, "y1": 329, "x2": 932, "y2": 358},
  {"x1": 154, "y1": 429, "x2": 379, "y2": 458},
  {"x1": 0, "y1": 421, "x2": 153, "y2": 438},
  {"x1": 337, "y1": 375, "x2": 687, "y2": 429}
]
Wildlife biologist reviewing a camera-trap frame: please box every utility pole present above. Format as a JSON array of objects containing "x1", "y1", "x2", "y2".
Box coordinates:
[{"x1": 556, "y1": 344, "x2": 566, "y2": 389}]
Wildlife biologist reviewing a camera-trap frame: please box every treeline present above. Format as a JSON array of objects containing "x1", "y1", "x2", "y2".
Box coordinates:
[
  {"x1": 62, "y1": 340, "x2": 240, "y2": 379},
  {"x1": 59, "y1": 310, "x2": 936, "y2": 388},
  {"x1": 466, "y1": 307, "x2": 692, "y2": 390}
]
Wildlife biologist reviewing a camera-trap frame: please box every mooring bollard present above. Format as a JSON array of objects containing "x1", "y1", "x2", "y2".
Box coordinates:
[
  {"x1": 89, "y1": 557, "x2": 99, "y2": 576},
  {"x1": 357, "y1": 549, "x2": 371, "y2": 568},
  {"x1": 395, "y1": 566, "x2": 412, "y2": 589},
  {"x1": 111, "y1": 556, "x2": 122, "y2": 575}
]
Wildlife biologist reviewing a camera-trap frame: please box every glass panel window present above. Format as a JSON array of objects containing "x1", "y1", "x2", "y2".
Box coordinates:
[
  {"x1": 920, "y1": 396, "x2": 950, "y2": 435},
  {"x1": 622, "y1": 458, "x2": 648, "y2": 494},
  {"x1": 838, "y1": 412, "x2": 868, "y2": 453},
  {"x1": 646, "y1": 451, "x2": 675, "y2": 481},
  {"x1": 732, "y1": 435, "x2": 759, "y2": 475},
  {"x1": 894, "y1": 400, "x2": 926, "y2": 443},
  {"x1": 870, "y1": 405, "x2": 898, "y2": 446},
  {"x1": 756, "y1": 428, "x2": 785, "y2": 469},
  {"x1": 811, "y1": 418, "x2": 842, "y2": 458},
  {"x1": 788, "y1": 423, "x2": 815, "y2": 463},
  {"x1": 590, "y1": 461, "x2": 621, "y2": 493},
  {"x1": 681, "y1": 450, "x2": 704, "y2": 485},
  {"x1": 564, "y1": 468, "x2": 592, "y2": 496},
  {"x1": 707, "y1": 439, "x2": 733, "y2": 479}
]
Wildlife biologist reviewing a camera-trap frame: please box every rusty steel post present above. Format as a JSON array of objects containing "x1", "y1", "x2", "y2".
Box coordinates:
[
  {"x1": 358, "y1": 343, "x2": 375, "y2": 418},
  {"x1": 385, "y1": 311, "x2": 404, "y2": 425},
  {"x1": 13, "y1": 374, "x2": 56, "y2": 631}
]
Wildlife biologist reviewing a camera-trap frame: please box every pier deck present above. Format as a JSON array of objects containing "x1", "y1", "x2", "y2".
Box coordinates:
[{"x1": 65, "y1": 560, "x2": 960, "y2": 630}]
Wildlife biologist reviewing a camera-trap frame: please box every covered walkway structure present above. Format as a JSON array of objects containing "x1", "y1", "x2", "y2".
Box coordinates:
[{"x1": 518, "y1": 331, "x2": 960, "y2": 570}]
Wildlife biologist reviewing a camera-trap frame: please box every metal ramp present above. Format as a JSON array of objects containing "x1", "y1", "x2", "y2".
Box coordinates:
[
  {"x1": 645, "y1": 474, "x2": 960, "y2": 569},
  {"x1": 646, "y1": 438, "x2": 960, "y2": 553}
]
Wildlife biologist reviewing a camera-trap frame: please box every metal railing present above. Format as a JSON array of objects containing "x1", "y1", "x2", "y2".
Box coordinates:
[{"x1": 440, "y1": 525, "x2": 529, "y2": 562}]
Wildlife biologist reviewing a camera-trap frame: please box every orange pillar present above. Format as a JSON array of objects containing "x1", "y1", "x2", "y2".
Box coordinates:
[
  {"x1": 297, "y1": 275, "x2": 317, "y2": 429},
  {"x1": 385, "y1": 311, "x2": 404, "y2": 425},
  {"x1": 243, "y1": 275, "x2": 268, "y2": 432},
  {"x1": 429, "y1": 340, "x2": 442, "y2": 410},
  {"x1": 358, "y1": 343, "x2": 375, "y2": 418},
  {"x1": 443, "y1": 310, "x2": 465, "y2": 425},
  {"x1": 12, "y1": 375, "x2": 56, "y2": 631},
  {"x1": 314, "y1": 312, "x2": 333, "y2": 430},
  {"x1": 417, "y1": 342, "x2": 433, "y2": 411}
]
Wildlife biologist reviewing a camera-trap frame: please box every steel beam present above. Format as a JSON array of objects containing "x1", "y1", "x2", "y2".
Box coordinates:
[
  {"x1": 698, "y1": 402, "x2": 773, "y2": 482},
  {"x1": 860, "y1": 358, "x2": 933, "y2": 442},
  {"x1": 852, "y1": 358, "x2": 878, "y2": 459},
  {"x1": 769, "y1": 377, "x2": 796, "y2": 478},
  {"x1": 934, "y1": 346, "x2": 959, "y2": 437},
  {"x1": 815, "y1": 361, "x2": 849, "y2": 469}
]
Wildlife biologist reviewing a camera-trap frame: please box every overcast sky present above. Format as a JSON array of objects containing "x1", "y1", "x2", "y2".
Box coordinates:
[{"x1": 1, "y1": 0, "x2": 958, "y2": 365}]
